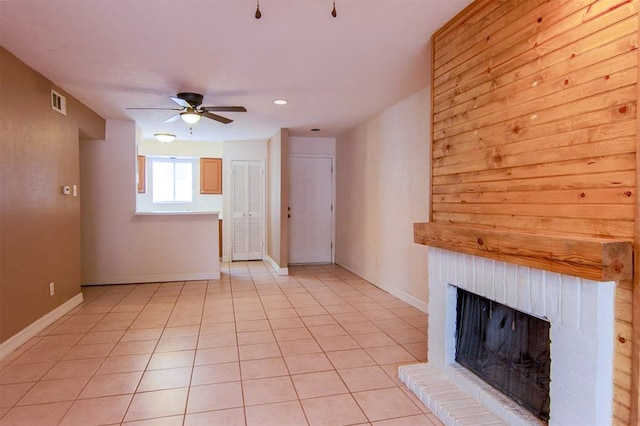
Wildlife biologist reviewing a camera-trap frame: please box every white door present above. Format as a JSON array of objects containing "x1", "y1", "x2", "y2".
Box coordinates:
[
  {"x1": 232, "y1": 160, "x2": 264, "y2": 261},
  {"x1": 288, "y1": 156, "x2": 333, "y2": 264}
]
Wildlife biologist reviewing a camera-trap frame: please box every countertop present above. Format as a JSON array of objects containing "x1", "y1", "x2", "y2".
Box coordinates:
[{"x1": 134, "y1": 211, "x2": 220, "y2": 216}]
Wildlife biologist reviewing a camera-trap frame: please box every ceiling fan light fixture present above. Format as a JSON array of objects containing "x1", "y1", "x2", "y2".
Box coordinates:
[
  {"x1": 154, "y1": 133, "x2": 176, "y2": 143},
  {"x1": 180, "y1": 110, "x2": 201, "y2": 124},
  {"x1": 273, "y1": 99, "x2": 288, "y2": 105}
]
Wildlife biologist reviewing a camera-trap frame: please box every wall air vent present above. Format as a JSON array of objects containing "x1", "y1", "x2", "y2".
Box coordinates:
[{"x1": 51, "y1": 89, "x2": 67, "y2": 115}]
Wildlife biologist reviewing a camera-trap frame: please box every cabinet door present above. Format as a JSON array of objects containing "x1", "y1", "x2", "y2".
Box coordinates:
[{"x1": 200, "y1": 158, "x2": 222, "y2": 194}]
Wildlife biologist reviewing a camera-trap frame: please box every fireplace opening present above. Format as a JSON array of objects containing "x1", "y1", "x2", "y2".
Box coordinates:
[{"x1": 455, "y1": 288, "x2": 551, "y2": 421}]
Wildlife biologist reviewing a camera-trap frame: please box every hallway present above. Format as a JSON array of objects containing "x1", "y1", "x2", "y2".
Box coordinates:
[{"x1": 0, "y1": 262, "x2": 439, "y2": 425}]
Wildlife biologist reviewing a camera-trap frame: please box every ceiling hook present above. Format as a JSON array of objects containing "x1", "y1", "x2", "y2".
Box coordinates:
[{"x1": 255, "y1": 0, "x2": 262, "y2": 19}]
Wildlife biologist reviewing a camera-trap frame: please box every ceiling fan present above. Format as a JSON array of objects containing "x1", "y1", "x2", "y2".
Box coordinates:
[{"x1": 127, "y1": 92, "x2": 247, "y2": 125}]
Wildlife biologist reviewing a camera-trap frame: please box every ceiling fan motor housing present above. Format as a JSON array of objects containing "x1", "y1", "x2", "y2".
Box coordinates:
[{"x1": 177, "y1": 92, "x2": 204, "y2": 107}]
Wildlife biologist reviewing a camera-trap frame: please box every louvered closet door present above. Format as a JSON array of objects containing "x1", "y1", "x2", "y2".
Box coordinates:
[
  {"x1": 232, "y1": 161, "x2": 248, "y2": 260},
  {"x1": 231, "y1": 160, "x2": 264, "y2": 261},
  {"x1": 247, "y1": 162, "x2": 263, "y2": 260}
]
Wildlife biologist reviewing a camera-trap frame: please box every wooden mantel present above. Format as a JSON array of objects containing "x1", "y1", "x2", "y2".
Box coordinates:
[{"x1": 414, "y1": 222, "x2": 633, "y2": 282}]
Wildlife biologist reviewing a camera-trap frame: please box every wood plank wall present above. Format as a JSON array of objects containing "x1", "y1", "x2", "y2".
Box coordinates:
[{"x1": 431, "y1": 0, "x2": 638, "y2": 423}]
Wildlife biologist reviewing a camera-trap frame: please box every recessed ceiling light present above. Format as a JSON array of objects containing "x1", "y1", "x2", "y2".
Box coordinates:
[
  {"x1": 310, "y1": 128, "x2": 320, "y2": 132},
  {"x1": 273, "y1": 99, "x2": 288, "y2": 105}
]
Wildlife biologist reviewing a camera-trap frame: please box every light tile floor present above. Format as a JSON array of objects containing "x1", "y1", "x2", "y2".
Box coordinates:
[{"x1": 0, "y1": 261, "x2": 442, "y2": 426}]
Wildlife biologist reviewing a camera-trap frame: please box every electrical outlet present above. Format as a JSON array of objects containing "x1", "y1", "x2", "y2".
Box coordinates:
[{"x1": 49, "y1": 282, "x2": 55, "y2": 296}]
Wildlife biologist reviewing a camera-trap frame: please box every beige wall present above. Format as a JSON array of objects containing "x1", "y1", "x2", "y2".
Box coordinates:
[
  {"x1": 80, "y1": 120, "x2": 219, "y2": 284},
  {"x1": 0, "y1": 47, "x2": 105, "y2": 343},
  {"x1": 336, "y1": 87, "x2": 431, "y2": 310},
  {"x1": 266, "y1": 129, "x2": 289, "y2": 271}
]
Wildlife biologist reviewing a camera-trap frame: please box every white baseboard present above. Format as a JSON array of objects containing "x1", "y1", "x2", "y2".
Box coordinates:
[
  {"x1": 82, "y1": 271, "x2": 220, "y2": 285},
  {"x1": 264, "y1": 255, "x2": 289, "y2": 276},
  {"x1": 336, "y1": 262, "x2": 428, "y2": 313},
  {"x1": 0, "y1": 292, "x2": 84, "y2": 361}
]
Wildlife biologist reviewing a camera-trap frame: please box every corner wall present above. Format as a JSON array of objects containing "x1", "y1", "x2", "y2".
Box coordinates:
[
  {"x1": 266, "y1": 129, "x2": 289, "y2": 273},
  {"x1": 335, "y1": 88, "x2": 431, "y2": 310},
  {"x1": 0, "y1": 47, "x2": 105, "y2": 343}
]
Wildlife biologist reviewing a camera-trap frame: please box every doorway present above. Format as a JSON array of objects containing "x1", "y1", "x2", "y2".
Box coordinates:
[{"x1": 288, "y1": 156, "x2": 334, "y2": 264}]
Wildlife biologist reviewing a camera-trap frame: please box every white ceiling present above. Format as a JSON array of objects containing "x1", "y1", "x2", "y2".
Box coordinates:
[{"x1": 0, "y1": 0, "x2": 470, "y2": 142}]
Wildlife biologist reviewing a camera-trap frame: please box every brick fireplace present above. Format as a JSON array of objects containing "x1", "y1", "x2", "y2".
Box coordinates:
[{"x1": 400, "y1": 248, "x2": 616, "y2": 425}]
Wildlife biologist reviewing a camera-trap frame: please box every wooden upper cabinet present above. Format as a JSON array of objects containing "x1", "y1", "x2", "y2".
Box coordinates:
[
  {"x1": 200, "y1": 157, "x2": 222, "y2": 194},
  {"x1": 137, "y1": 155, "x2": 146, "y2": 193}
]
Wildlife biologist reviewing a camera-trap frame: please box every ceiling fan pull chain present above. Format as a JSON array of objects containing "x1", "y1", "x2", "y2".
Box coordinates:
[{"x1": 331, "y1": 0, "x2": 337, "y2": 18}]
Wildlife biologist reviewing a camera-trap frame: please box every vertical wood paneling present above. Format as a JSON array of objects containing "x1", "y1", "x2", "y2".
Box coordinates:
[
  {"x1": 632, "y1": 8, "x2": 640, "y2": 420},
  {"x1": 431, "y1": 0, "x2": 638, "y2": 423}
]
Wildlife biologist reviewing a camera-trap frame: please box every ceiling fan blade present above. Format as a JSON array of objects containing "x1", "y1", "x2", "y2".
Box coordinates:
[
  {"x1": 201, "y1": 106, "x2": 247, "y2": 113},
  {"x1": 126, "y1": 107, "x2": 181, "y2": 111},
  {"x1": 170, "y1": 96, "x2": 192, "y2": 108},
  {"x1": 164, "y1": 114, "x2": 181, "y2": 123},
  {"x1": 202, "y1": 111, "x2": 232, "y2": 124}
]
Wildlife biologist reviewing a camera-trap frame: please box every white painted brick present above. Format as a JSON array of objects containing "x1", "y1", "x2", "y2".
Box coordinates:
[
  {"x1": 454, "y1": 405, "x2": 492, "y2": 418},
  {"x1": 579, "y1": 279, "x2": 598, "y2": 338},
  {"x1": 453, "y1": 252, "x2": 464, "y2": 284},
  {"x1": 455, "y1": 413, "x2": 505, "y2": 426},
  {"x1": 453, "y1": 372, "x2": 483, "y2": 400},
  {"x1": 548, "y1": 404, "x2": 584, "y2": 426},
  {"x1": 445, "y1": 253, "x2": 458, "y2": 284},
  {"x1": 550, "y1": 382, "x2": 595, "y2": 426},
  {"x1": 463, "y1": 254, "x2": 474, "y2": 290},
  {"x1": 429, "y1": 247, "x2": 442, "y2": 281},
  {"x1": 475, "y1": 257, "x2": 486, "y2": 297},
  {"x1": 560, "y1": 275, "x2": 580, "y2": 330},
  {"x1": 505, "y1": 263, "x2": 518, "y2": 308},
  {"x1": 398, "y1": 363, "x2": 426, "y2": 376},
  {"x1": 529, "y1": 269, "x2": 545, "y2": 318},
  {"x1": 544, "y1": 272, "x2": 561, "y2": 323},
  {"x1": 516, "y1": 266, "x2": 532, "y2": 314},
  {"x1": 484, "y1": 259, "x2": 496, "y2": 301},
  {"x1": 440, "y1": 398, "x2": 482, "y2": 410},
  {"x1": 550, "y1": 362, "x2": 596, "y2": 412},
  {"x1": 478, "y1": 390, "x2": 512, "y2": 420},
  {"x1": 429, "y1": 346, "x2": 445, "y2": 370},
  {"x1": 552, "y1": 324, "x2": 594, "y2": 351},
  {"x1": 505, "y1": 406, "x2": 540, "y2": 426},
  {"x1": 427, "y1": 249, "x2": 615, "y2": 426},
  {"x1": 493, "y1": 261, "x2": 506, "y2": 304}
]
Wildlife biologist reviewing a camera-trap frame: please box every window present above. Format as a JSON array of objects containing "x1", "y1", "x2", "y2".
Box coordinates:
[{"x1": 151, "y1": 158, "x2": 194, "y2": 203}]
